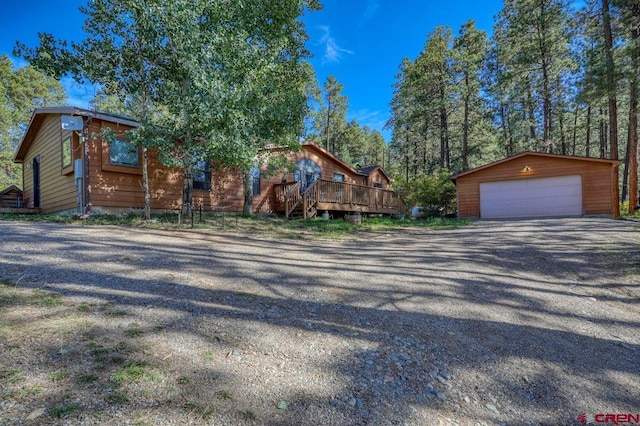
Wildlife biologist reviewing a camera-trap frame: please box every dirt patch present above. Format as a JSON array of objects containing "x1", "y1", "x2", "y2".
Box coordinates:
[{"x1": 0, "y1": 218, "x2": 639, "y2": 425}]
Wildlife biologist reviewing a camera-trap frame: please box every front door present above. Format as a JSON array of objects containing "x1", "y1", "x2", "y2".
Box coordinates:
[{"x1": 32, "y1": 157, "x2": 40, "y2": 208}]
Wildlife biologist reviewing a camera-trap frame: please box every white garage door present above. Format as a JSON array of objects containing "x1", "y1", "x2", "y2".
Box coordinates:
[{"x1": 480, "y1": 175, "x2": 582, "y2": 219}]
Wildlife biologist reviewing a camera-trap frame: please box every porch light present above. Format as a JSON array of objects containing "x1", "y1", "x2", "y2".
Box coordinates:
[{"x1": 523, "y1": 165, "x2": 531, "y2": 171}]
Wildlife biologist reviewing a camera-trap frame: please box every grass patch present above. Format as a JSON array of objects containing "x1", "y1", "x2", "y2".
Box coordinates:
[
  {"x1": 49, "y1": 402, "x2": 81, "y2": 418},
  {"x1": 124, "y1": 328, "x2": 144, "y2": 338},
  {"x1": 6, "y1": 385, "x2": 44, "y2": 399},
  {"x1": 77, "y1": 374, "x2": 99, "y2": 384},
  {"x1": 177, "y1": 376, "x2": 190, "y2": 385},
  {"x1": 215, "y1": 390, "x2": 233, "y2": 400},
  {"x1": 105, "y1": 392, "x2": 130, "y2": 404},
  {"x1": 0, "y1": 369, "x2": 24, "y2": 385},
  {"x1": 0, "y1": 211, "x2": 470, "y2": 239},
  {"x1": 203, "y1": 351, "x2": 214, "y2": 361},
  {"x1": 49, "y1": 369, "x2": 69, "y2": 381},
  {"x1": 110, "y1": 355, "x2": 126, "y2": 364},
  {"x1": 242, "y1": 410, "x2": 256, "y2": 420},
  {"x1": 184, "y1": 403, "x2": 216, "y2": 421},
  {"x1": 111, "y1": 360, "x2": 151, "y2": 385},
  {"x1": 104, "y1": 309, "x2": 128, "y2": 317}
]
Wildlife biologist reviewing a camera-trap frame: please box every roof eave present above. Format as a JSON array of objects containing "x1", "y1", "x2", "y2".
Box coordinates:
[
  {"x1": 13, "y1": 107, "x2": 139, "y2": 163},
  {"x1": 451, "y1": 151, "x2": 621, "y2": 183}
]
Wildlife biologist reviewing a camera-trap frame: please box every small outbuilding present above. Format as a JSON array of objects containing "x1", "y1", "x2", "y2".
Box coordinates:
[
  {"x1": 451, "y1": 152, "x2": 620, "y2": 219},
  {"x1": 0, "y1": 185, "x2": 23, "y2": 208}
]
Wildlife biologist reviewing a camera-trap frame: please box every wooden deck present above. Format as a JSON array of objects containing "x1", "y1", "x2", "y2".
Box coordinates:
[{"x1": 269, "y1": 179, "x2": 406, "y2": 218}]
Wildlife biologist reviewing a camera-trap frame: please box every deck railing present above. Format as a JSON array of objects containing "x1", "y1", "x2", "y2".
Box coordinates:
[
  {"x1": 314, "y1": 179, "x2": 405, "y2": 213},
  {"x1": 272, "y1": 179, "x2": 406, "y2": 218},
  {"x1": 273, "y1": 182, "x2": 302, "y2": 217}
]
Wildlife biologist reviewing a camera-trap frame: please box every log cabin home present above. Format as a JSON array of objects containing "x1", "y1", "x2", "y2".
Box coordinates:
[{"x1": 11, "y1": 107, "x2": 404, "y2": 217}]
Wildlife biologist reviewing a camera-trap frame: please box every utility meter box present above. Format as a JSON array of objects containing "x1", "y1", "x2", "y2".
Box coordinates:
[{"x1": 74, "y1": 159, "x2": 83, "y2": 180}]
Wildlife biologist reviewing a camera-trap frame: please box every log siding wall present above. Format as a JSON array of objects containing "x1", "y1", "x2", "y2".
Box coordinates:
[
  {"x1": 21, "y1": 115, "x2": 79, "y2": 213},
  {"x1": 455, "y1": 155, "x2": 616, "y2": 218},
  {"x1": 20, "y1": 114, "x2": 391, "y2": 214}
]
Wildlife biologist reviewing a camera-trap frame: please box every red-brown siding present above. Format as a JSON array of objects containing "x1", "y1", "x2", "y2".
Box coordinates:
[
  {"x1": 454, "y1": 154, "x2": 618, "y2": 218},
  {"x1": 18, "y1": 111, "x2": 391, "y2": 214}
]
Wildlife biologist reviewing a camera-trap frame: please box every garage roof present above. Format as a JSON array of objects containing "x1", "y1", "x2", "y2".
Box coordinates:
[{"x1": 450, "y1": 151, "x2": 620, "y2": 183}]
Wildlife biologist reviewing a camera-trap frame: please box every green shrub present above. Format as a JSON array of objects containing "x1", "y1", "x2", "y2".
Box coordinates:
[{"x1": 394, "y1": 169, "x2": 456, "y2": 217}]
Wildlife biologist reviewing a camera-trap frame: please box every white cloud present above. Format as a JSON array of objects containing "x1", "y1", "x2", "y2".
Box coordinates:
[
  {"x1": 359, "y1": 0, "x2": 379, "y2": 27},
  {"x1": 318, "y1": 25, "x2": 353, "y2": 64},
  {"x1": 348, "y1": 109, "x2": 388, "y2": 132}
]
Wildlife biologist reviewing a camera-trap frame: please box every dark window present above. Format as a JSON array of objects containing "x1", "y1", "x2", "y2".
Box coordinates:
[
  {"x1": 373, "y1": 182, "x2": 383, "y2": 188},
  {"x1": 193, "y1": 160, "x2": 212, "y2": 190},
  {"x1": 109, "y1": 139, "x2": 139, "y2": 167},
  {"x1": 61, "y1": 137, "x2": 72, "y2": 168},
  {"x1": 252, "y1": 167, "x2": 260, "y2": 195},
  {"x1": 333, "y1": 173, "x2": 345, "y2": 182}
]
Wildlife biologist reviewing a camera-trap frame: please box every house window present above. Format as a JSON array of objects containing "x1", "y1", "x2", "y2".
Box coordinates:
[
  {"x1": 61, "y1": 137, "x2": 72, "y2": 168},
  {"x1": 373, "y1": 182, "x2": 382, "y2": 188},
  {"x1": 294, "y1": 159, "x2": 321, "y2": 191},
  {"x1": 193, "y1": 160, "x2": 211, "y2": 190},
  {"x1": 252, "y1": 167, "x2": 261, "y2": 195},
  {"x1": 333, "y1": 173, "x2": 345, "y2": 182},
  {"x1": 109, "y1": 139, "x2": 139, "y2": 167}
]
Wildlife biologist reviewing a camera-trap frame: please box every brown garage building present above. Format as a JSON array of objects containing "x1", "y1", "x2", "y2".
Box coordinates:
[{"x1": 451, "y1": 152, "x2": 620, "y2": 219}]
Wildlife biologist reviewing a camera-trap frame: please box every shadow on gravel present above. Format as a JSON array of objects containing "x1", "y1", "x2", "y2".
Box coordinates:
[{"x1": 1, "y1": 218, "x2": 639, "y2": 425}]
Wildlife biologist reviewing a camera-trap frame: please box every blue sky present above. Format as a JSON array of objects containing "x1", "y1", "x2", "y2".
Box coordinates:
[{"x1": 0, "y1": 0, "x2": 504, "y2": 141}]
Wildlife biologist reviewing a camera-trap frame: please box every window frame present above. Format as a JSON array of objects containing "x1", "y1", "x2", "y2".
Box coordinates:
[
  {"x1": 252, "y1": 167, "x2": 261, "y2": 196},
  {"x1": 193, "y1": 160, "x2": 212, "y2": 191},
  {"x1": 61, "y1": 136, "x2": 72, "y2": 169},
  {"x1": 108, "y1": 138, "x2": 139, "y2": 167},
  {"x1": 333, "y1": 173, "x2": 345, "y2": 182}
]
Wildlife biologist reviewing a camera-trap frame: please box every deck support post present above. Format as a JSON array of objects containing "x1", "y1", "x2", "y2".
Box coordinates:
[{"x1": 303, "y1": 193, "x2": 308, "y2": 219}]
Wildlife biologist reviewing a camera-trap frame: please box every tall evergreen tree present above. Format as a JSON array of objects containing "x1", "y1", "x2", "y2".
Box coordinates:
[
  {"x1": 453, "y1": 20, "x2": 489, "y2": 170},
  {"x1": 0, "y1": 55, "x2": 66, "y2": 190}
]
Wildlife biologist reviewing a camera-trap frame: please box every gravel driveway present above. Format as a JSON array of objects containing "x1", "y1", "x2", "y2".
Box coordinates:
[{"x1": 1, "y1": 218, "x2": 639, "y2": 425}]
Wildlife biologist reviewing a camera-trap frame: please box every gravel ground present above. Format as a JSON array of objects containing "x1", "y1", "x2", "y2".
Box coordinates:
[{"x1": 0, "y1": 218, "x2": 639, "y2": 426}]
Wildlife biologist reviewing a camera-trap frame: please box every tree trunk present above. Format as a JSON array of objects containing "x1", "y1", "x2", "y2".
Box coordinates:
[
  {"x1": 629, "y1": 13, "x2": 639, "y2": 214},
  {"x1": 243, "y1": 169, "x2": 253, "y2": 215},
  {"x1": 572, "y1": 105, "x2": 578, "y2": 156},
  {"x1": 500, "y1": 103, "x2": 514, "y2": 156},
  {"x1": 413, "y1": 136, "x2": 419, "y2": 177},
  {"x1": 181, "y1": 163, "x2": 193, "y2": 217},
  {"x1": 326, "y1": 97, "x2": 331, "y2": 152},
  {"x1": 405, "y1": 133, "x2": 410, "y2": 182},
  {"x1": 542, "y1": 66, "x2": 552, "y2": 152},
  {"x1": 142, "y1": 147, "x2": 150, "y2": 220},
  {"x1": 629, "y1": 68, "x2": 639, "y2": 214},
  {"x1": 602, "y1": 0, "x2": 620, "y2": 216},
  {"x1": 462, "y1": 74, "x2": 470, "y2": 171},
  {"x1": 559, "y1": 105, "x2": 566, "y2": 155},
  {"x1": 586, "y1": 105, "x2": 592, "y2": 157},
  {"x1": 526, "y1": 76, "x2": 538, "y2": 149},
  {"x1": 439, "y1": 84, "x2": 449, "y2": 169},
  {"x1": 599, "y1": 107, "x2": 607, "y2": 158},
  {"x1": 622, "y1": 124, "x2": 631, "y2": 202}
]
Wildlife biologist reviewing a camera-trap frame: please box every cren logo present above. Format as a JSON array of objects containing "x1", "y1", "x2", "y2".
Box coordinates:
[{"x1": 578, "y1": 413, "x2": 640, "y2": 425}]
